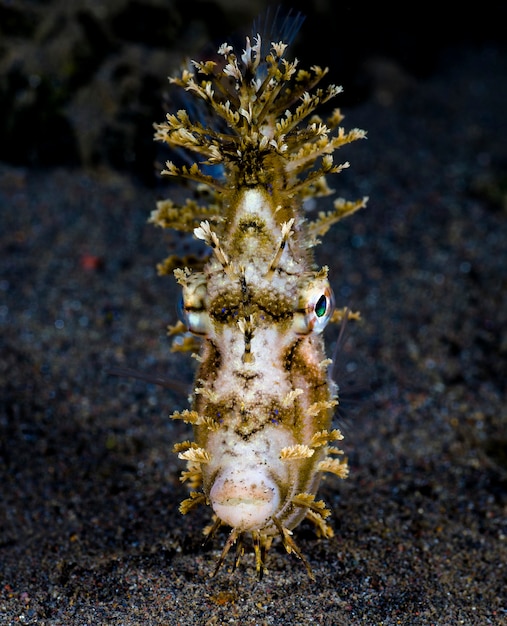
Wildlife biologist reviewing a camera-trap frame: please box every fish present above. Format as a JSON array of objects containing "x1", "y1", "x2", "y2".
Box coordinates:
[{"x1": 149, "y1": 11, "x2": 368, "y2": 579}]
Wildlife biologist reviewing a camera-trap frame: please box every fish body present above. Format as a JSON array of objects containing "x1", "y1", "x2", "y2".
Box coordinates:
[{"x1": 151, "y1": 24, "x2": 367, "y2": 577}]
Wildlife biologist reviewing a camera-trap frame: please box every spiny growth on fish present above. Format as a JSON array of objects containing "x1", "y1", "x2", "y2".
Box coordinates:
[{"x1": 150, "y1": 19, "x2": 367, "y2": 578}]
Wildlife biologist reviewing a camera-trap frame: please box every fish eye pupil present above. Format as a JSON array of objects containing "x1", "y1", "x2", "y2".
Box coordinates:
[
  {"x1": 315, "y1": 294, "x2": 327, "y2": 317},
  {"x1": 177, "y1": 296, "x2": 187, "y2": 325}
]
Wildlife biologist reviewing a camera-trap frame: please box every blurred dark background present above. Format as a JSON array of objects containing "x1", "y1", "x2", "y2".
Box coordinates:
[{"x1": 1, "y1": 0, "x2": 506, "y2": 184}]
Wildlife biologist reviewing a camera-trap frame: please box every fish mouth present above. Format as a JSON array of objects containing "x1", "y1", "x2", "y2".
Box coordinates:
[{"x1": 209, "y1": 470, "x2": 281, "y2": 531}]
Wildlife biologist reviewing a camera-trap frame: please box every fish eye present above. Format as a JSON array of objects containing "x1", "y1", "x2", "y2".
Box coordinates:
[
  {"x1": 177, "y1": 296, "x2": 211, "y2": 336},
  {"x1": 293, "y1": 280, "x2": 335, "y2": 335},
  {"x1": 306, "y1": 286, "x2": 335, "y2": 333}
]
